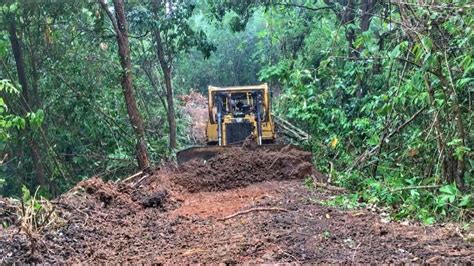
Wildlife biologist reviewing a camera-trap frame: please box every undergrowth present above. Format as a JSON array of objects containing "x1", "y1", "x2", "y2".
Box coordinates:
[
  {"x1": 17, "y1": 186, "x2": 64, "y2": 257},
  {"x1": 324, "y1": 171, "x2": 473, "y2": 225}
]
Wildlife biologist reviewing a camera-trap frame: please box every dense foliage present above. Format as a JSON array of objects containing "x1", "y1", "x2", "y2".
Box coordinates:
[{"x1": 0, "y1": 0, "x2": 472, "y2": 223}]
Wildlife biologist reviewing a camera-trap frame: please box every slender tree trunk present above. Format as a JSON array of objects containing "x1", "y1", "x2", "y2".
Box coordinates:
[
  {"x1": 151, "y1": 0, "x2": 177, "y2": 149},
  {"x1": 424, "y1": 74, "x2": 450, "y2": 182},
  {"x1": 360, "y1": 0, "x2": 375, "y2": 32},
  {"x1": 356, "y1": 0, "x2": 377, "y2": 97},
  {"x1": 7, "y1": 15, "x2": 46, "y2": 186},
  {"x1": 29, "y1": 46, "x2": 41, "y2": 109},
  {"x1": 8, "y1": 17, "x2": 29, "y2": 105},
  {"x1": 443, "y1": 53, "x2": 466, "y2": 189},
  {"x1": 343, "y1": 0, "x2": 357, "y2": 57},
  {"x1": 99, "y1": 0, "x2": 150, "y2": 169},
  {"x1": 163, "y1": 67, "x2": 177, "y2": 149}
]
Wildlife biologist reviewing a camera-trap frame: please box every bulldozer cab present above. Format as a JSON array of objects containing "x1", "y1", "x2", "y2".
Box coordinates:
[{"x1": 209, "y1": 91, "x2": 265, "y2": 121}]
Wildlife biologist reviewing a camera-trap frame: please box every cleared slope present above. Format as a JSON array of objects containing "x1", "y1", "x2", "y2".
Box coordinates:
[{"x1": 0, "y1": 154, "x2": 472, "y2": 263}]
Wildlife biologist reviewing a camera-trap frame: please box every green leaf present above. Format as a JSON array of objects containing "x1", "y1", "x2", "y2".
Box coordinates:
[
  {"x1": 0, "y1": 80, "x2": 18, "y2": 94},
  {"x1": 21, "y1": 185, "x2": 31, "y2": 203},
  {"x1": 421, "y1": 37, "x2": 433, "y2": 51},
  {"x1": 422, "y1": 216, "x2": 435, "y2": 225},
  {"x1": 439, "y1": 184, "x2": 457, "y2": 195},
  {"x1": 27, "y1": 109, "x2": 45, "y2": 128},
  {"x1": 459, "y1": 195, "x2": 471, "y2": 207},
  {"x1": 11, "y1": 117, "x2": 25, "y2": 129},
  {"x1": 389, "y1": 45, "x2": 401, "y2": 59},
  {"x1": 456, "y1": 77, "x2": 473, "y2": 88}
]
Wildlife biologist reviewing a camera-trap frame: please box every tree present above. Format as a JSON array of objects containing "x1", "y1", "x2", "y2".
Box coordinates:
[
  {"x1": 6, "y1": 11, "x2": 46, "y2": 187},
  {"x1": 130, "y1": 0, "x2": 215, "y2": 150},
  {"x1": 98, "y1": 0, "x2": 149, "y2": 169},
  {"x1": 151, "y1": 0, "x2": 177, "y2": 149}
]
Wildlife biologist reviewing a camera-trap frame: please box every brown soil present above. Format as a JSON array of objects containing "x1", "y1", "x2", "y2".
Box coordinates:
[
  {"x1": 0, "y1": 198, "x2": 18, "y2": 226},
  {"x1": 0, "y1": 150, "x2": 472, "y2": 263},
  {"x1": 174, "y1": 146, "x2": 313, "y2": 192}
]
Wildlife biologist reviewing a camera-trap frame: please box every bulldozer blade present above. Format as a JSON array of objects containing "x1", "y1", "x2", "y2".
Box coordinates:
[{"x1": 176, "y1": 144, "x2": 308, "y2": 165}]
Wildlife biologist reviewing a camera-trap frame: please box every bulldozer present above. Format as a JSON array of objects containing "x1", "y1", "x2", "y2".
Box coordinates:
[
  {"x1": 206, "y1": 83, "x2": 275, "y2": 146},
  {"x1": 176, "y1": 83, "x2": 310, "y2": 164}
]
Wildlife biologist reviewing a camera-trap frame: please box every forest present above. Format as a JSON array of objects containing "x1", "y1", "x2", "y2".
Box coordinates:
[{"x1": 0, "y1": 0, "x2": 472, "y2": 263}]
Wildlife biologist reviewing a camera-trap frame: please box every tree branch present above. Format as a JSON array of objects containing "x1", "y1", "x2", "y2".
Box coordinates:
[
  {"x1": 347, "y1": 107, "x2": 426, "y2": 172},
  {"x1": 98, "y1": 0, "x2": 120, "y2": 36},
  {"x1": 270, "y1": 2, "x2": 334, "y2": 12}
]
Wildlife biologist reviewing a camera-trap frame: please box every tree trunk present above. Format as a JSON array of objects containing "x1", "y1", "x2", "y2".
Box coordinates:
[
  {"x1": 29, "y1": 45, "x2": 41, "y2": 109},
  {"x1": 8, "y1": 17, "x2": 29, "y2": 106},
  {"x1": 357, "y1": 0, "x2": 377, "y2": 97},
  {"x1": 7, "y1": 15, "x2": 46, "y2": 186},
  {"x1": 151, "y1": 0, "x2": 177, "y2": 149},
  {"x1": 360, "y1": 0, "x2": 375, "y2": 32},
  {"x1": 163, "y1": 67, "x2": 177, "y2": 149},
  {"x1": 443, "y1": 53, "x2": 466, "y2": 189},
  {"x1": 424, "y1": 74, "x2": 450, "y2": 182},
  {"x1": 343, "y1": 0, "x2": 357, "y2": 57},
  {"x1": 99, "y1": 0, "x2": 150, "y2": 169},
  {"x1": 324, "y1": 0, "x2": 357, "y2": 56}
]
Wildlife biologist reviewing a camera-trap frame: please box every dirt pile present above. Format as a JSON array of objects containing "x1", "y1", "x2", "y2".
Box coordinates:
[
  {"x1": 76, "y1": 177, "x2": 138, "y2": 207},
  {"x1": 65, "y1": 177, "x2": 179, "y2": 211},
  {"x1": 174, "y1": 145, "x2": 314, "y2": 192},
  {"x1": 0, "y1": 198, "x2": 18, "y2": 226}
]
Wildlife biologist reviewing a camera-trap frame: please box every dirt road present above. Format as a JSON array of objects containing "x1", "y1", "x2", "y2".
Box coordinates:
[{"x1": 0, "y1": 147, "x2": 472, "y2": 263}]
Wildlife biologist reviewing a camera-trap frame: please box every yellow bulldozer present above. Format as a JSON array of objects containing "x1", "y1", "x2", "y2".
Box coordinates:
[
  {"x1": 177, "y1": 83, "x2": 310, "y2": 164},
  {"x1": 206, "y1": 83, "x2": 275, "y2": 145}
]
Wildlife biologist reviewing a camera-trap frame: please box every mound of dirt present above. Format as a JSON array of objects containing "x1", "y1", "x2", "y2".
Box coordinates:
[
  {"x1": 63, "y1": 177, "x2": 179, "y2": 212},
  {"x1": 78, "y1": 178, "x2": 136, "y2": 207},
  {"x1": 174, "y1": 146, "x2": 314, "y2": 193},
  {"x1": 0, "y1": 198, "x2": 19, "y2": 227},
  {"x1": 141, "y1": 189, "x2": 175, "y2": 210}
]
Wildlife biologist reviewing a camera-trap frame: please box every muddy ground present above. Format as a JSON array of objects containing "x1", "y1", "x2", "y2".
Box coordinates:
[
  {"x1": 175, "y1": 146, "x2": 313, "y2": 192},
  {"x1": 0, "y1": 147, "x2": 472, "y2": 263}
]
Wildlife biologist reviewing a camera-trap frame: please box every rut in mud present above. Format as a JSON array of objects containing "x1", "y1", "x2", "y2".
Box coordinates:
[{"x1": 0, "y1": 146, "x2": 472, "y2": 263}]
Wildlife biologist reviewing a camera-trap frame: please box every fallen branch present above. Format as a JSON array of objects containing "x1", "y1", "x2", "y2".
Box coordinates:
[
  {"x1": 273, "y1": 115, "x2": 310, "y2": 141},
  {"x1": 217, "y1": 207, "x2": 289, "y2": 221},
  {"x1": 132, "y1": 174, "x2": 150, "y2": 188},
  {"x1": 351, "y1": 242, "x2": 362, "y2": 262},
  {"x1": 120, "y1": 171, "x2": 144, "y2": 183}
]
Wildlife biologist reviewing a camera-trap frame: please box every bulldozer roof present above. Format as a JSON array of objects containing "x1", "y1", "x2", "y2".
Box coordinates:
[{"x1": 208, "y1": 83, "x2": 268, "y2": 92}]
